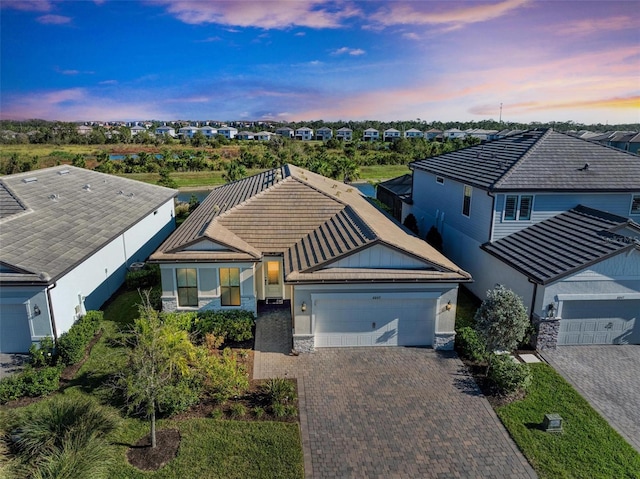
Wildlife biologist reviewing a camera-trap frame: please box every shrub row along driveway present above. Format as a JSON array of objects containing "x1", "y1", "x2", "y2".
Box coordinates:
[
  {"x1": 254, "y1": 313, "x2": 536, "y2": 478},
  {"x1": 542, "y1": 345, "x2": 640, "y2": 453}
]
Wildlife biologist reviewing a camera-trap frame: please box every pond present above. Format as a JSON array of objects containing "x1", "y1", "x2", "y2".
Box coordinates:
[{"x1": 176, "y1": 182, "x2": 376, "y2": 204}]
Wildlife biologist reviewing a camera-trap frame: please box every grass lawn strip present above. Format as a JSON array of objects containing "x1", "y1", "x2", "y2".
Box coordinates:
[{"x1": 496, "y1": 363, "x2": 640, "y2": 479}]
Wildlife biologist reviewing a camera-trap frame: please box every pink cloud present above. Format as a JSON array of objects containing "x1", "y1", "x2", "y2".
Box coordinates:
[
  {"x1": 0, "y1": 0, "x2": 52, "y2": 12},
  {"x1": 556, "y1": 16, "x2": 638, "y2": 36},
  {"x1": 37, "y1": 14, "x2": 72, "y2": 24},
  {"x1": 148, "y1": 0, "x2": 360, "y2": 29},
  {"x1": 369, "y1": 0, "x2": 530, "y2": 29}
]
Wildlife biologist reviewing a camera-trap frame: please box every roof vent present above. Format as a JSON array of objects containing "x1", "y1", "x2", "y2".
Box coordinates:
[
  {"x1": 579, "y1": 163, "x2": 590, "y2": 171},
  {"x1": 127, "y1": 192, "x2": 135, "y2": 198},
  {"x1": 83, "y1": 184, "x2": 91, "y2": 191},
  {"x1": 22, "y1": 177, "x2": 37, "y2": 184},
  {"x1": 58, "y1": 169, "x2": 70, "y2": 175},
  {"x1": 118, "y1": 190, "x2": 124, "y2": 195},
  {"x1": 49, "y1": 194, "x2": 59, "y2": 201}
]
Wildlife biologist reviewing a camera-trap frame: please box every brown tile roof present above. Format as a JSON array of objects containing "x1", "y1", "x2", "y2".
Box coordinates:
[{"x1": 151, "y1": 165, "x2": 470, "y2": 283}]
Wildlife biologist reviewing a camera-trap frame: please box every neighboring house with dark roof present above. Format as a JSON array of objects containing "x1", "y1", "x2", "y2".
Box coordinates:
[
  {"x1": 150, "y1": 165, "x2": 471, "y2": 352},
  {"x1": 0, "y1": 166, "x2": 177, "y2": 353},
  {"x1": 408, "y1": 129, "x2": 640, "y2": 348}
]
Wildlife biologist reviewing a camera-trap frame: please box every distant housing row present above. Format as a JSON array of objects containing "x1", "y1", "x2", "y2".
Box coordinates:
[{"x1": 76, "y1": 124, "x2": 524, "y2": 142}]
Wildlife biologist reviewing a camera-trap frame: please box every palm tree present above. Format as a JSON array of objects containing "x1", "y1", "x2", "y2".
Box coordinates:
[{"x1": 223, "y1": 160, "x2": 247, "y2": 183}]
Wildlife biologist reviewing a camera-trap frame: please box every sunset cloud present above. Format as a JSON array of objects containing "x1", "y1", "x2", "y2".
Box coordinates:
[
  {"x1": 368, "y1": 0, "x2": 530, "y2": 29},
  {"x1": 148, "y1": 0, "x2": 360, "y2": 29},
  {"x1": 556, "y1": 16, "x2": 639, "y2": 36}
]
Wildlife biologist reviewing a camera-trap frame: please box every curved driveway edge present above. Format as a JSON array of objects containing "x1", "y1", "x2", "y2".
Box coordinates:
[
  {"x1": 255, "y1": 313, "x2": 536, "y2": 479},
  {"x1": 541, "y1": 345, "x2": 640, "y2": 453}
]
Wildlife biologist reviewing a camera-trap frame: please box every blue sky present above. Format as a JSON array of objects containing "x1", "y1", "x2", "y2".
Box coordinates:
[{"x1": 1, "y1": 0, "x2": 638, "y2": 124}]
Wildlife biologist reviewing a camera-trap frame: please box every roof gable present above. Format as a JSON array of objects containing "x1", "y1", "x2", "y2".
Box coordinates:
[{"x1": 482, "y1": 205, "x2": 640, "y2": 284}]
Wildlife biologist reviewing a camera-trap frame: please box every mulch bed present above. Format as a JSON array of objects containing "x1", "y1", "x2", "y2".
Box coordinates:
[{"x1": 126, "y1": 428, "x2": 181, "y2": 471}]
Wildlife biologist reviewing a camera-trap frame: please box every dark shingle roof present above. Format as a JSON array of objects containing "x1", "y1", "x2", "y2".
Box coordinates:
[
  {"x1": 0, "y1": 166, "x2": 177, "y2": 283},
  {"x1": 481, "y1": 205, "x2": 640, "y2": 284},
  {"x1": 411, "y1": 129, "x2": 640, "y2": 191}
]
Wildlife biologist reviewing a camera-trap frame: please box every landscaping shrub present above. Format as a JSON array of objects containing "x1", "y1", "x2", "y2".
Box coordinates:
[
  {"x1": 157, "y1": 378, "x2": 202, "y2": 417},
  {"x1": 488, "y1": 354, "x2": 532, "y2": 396},
  {"x1": 29, "y1": 336, "x2": 56, "y2": 367},
  {"x1": 0, "y1": 365, "x2": 62, "y2": 404},
  {"x1": 7, "y1": 395, "x2": 117, "y2": 478},
  {"x1": 209, "y1": 409, "x2": 224, "y2": 420},
  {"x1": 194, "y1": 310, "x2": 255, "y2": 344},
  {"x1": 285, "y1": 405, "x2": 298, "y2": 418},
  {"x1": 57, "y1": 310, "x2": 103, "y2": 366},
  {"x1": 162, "y1": 310, "x2": 198, "y2": 332},
  {"x1": 229, "y1": 403, "x2": 247, "y2": 419},
  {"x1": 261, "y1": 377, "x2": 296, "y2": 406},
  {"x1": 271, "y1": 403, "x2": 286, "y2": 418},
  {"x1": 197, "y1": 347, "x2": 249, "y2": 403},
  {"x1": 455, "y1": 326, "x2": 487, "y2": 362},
  {"x1": 252, "y1": 406, "x2": 265, "y2": 419},
  {"x1": 125, "y1": 264, "x2": 160, "y2": 289}
]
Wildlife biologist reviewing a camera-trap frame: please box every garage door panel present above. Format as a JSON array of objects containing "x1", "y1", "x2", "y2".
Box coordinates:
[
  {"x1": 313, "y1": 294, "x2": 435, "y2": 348},
  {"x1": 558, "y1": 299, "x2": 639, "y2": 345},
  {"x1": 0, "y1": 304, "x2": 32, "y2": 353}
]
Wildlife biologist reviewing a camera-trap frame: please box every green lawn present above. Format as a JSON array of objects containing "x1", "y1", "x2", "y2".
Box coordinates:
[
  {"x1": 2, "y1": 288, "x2": 304, "y2": 478},
  {"x1": 496, "y1": 363, "x2": 640, "y2": 479}
]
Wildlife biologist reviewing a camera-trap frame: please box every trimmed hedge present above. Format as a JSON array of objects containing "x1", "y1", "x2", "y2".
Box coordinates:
[
  {"x1": 455, "y1": 326, "x2": 488, "y2": 362},
  {"x1": 194, "y1": 310, "x2": 255, "y2": 343},
  {"x1": 57, "y1": 310, "x2": 103, "y2": 366},
  {"x1": 488, "y1": 353, "x2": 532, "y2": 396},
  {"x1": 125, "y1": 264, "x2": 160, "y2": 289},
  {"x1": 0, "y1": 365, "x2": 62, "y2": 404}
]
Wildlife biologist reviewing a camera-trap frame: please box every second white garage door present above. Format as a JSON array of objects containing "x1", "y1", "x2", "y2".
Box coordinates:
[
  {"x1": 558, "y1": 299, "x2": 640, "y2": 345},
  {"x1": 313, "y1": 292, "x2": 437, "y2": 347}
]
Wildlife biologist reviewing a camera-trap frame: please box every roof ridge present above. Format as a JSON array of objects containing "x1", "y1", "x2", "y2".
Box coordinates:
[{"x1": 492, "y1": 128, "x2": 550, "y2": 189}]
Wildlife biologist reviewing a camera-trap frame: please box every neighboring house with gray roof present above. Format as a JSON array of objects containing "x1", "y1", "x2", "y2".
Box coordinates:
[
  {"x1": 0, "y1": 166, "x2": 177, "y2": 353},
  {"x1": 376, "y1": 174, "x2": 413, "y2": 222},
  {"x1": 336, "y1": 127, "x2": 353, "y2": 141},
  {"x1": 408, "y1": 128, "x2": 640, "y2": 348},
  {"x1": 150, "y1": 165, "x2": 471, "y2": 352}
]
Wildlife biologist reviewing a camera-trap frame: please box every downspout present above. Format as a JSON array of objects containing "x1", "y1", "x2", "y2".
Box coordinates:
[
  {"x1": 45, "y1": 281, "x2": 59, "y2": 341},
  {"x1": 487, "y1": 190, "x2": 496, "y2": 243}
]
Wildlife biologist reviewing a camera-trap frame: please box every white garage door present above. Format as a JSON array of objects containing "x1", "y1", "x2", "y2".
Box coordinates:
[
  {"x1": 558, "y1": 300, "x2": 640, "y2": 345},
  {"x1": 313, "y1": 293, "x2": 437, "y2": 347},
  {"x1": 0, "y1": 304, "x2": 33, "y2": 353}
]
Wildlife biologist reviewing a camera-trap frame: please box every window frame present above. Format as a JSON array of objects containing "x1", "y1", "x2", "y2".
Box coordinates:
[
  {"x1": 503, "y1": 194, "x2": 534, "y2": 221},
  {"x1": 462, "y1": 185, "x2": 472, "y2": 217},
  {"x1": 631, "y1": 194, "x2": 640, "y2": 215},
  {"x1": 219, "y1": 267, "x2": 241, "y2": 307},
  {"x1": 176, "y1": 268, "x2": 198, "y2": 308}
]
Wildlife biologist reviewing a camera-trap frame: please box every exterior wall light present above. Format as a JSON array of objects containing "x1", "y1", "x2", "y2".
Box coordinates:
[
  {"x1": 301, "y1": 302, "x2": 307, "y2": 312},
  {"x1": 546, "y1": 303, "x2": 556, "y2": 318},
  {"x1": 33, "y1": 304, "x2": 41, "y2": 316},
  {"x1": 445, "y1": 301, "x2": 452, "y2": 311}
]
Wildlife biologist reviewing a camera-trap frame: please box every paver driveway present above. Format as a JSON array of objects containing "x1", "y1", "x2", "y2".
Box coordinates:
[
  {"x1": 541, "y1": 345, "x2": 640, "y2": 453},
  {"x1": 254, "y1": 312, "x2": 536, "y2": 479}
]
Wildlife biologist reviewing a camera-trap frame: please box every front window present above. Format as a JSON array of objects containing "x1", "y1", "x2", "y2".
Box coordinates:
[
  {"x1": 462, "y1": 185, "x2": 472, "y2": 217},
  {"x1": 631, "y1": 195, "x2": 640, "y2": 215},
  {"x1": 176, "y1": 268, "x2": 198, "y2": 307},
  {"x1": 220, "y1": 267, "x2": 241, "y2": 306}
]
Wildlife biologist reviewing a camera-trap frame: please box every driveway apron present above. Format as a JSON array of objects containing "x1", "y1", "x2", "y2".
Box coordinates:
[
  {"x1": 541, "y1": 345, "x2": 640, "y2": 453},
  {"x1": 254, "y1": 314, "x2": 536, "y2": 479}
]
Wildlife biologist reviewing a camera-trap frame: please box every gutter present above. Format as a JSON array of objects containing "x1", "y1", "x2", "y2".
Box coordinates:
[{"x1": 45, "y1": 281, "x2": 59, "y2": 341}]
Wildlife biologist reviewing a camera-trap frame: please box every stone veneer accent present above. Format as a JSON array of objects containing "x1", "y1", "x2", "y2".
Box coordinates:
[
  {"x1": 433, "y1": 332, "x2": 455, "y2": 351},
  {"x1": 532, "y1": 316, "x2": 560, "y2": 350},
  {"x1": 293, "y1": 334, "x2": 315, "y2": 353},
  {"x1": 162, "y1": 298, "x2": 178, "y2": 312}
]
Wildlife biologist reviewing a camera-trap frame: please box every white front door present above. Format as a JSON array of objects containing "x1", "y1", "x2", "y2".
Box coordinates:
[{"x1": 265, "y1": 260, "x2": 282, "y2": 298}]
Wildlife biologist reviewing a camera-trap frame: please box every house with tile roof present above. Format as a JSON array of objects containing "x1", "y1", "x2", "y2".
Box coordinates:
[
  {"x1": 150, "y1": 165, "x2": 471, "y2": 352},
  {"x1": 315, "y1": 127, "x2": 333, "y2": 141},
  {"x1": 363, "y1": 128, "x2": 380, "y2": 141},
  {"x1": 275, "y1": 127, "x2": 294, "y2": 138},
  {"x1": 408, "y1": 128, "x2": 640, "y2": 348},
  {"x1": 384, "y1": 128, "x2": 401, "y2": 141},
  {"x1": 404, "y1": 128, "x2": 424, "y2": 139},
  {"x1": 295, "y1": 127, "x2": 314, "y2": 141},
  {"x1": 0, "y1": 166, "x2": 177, "y2": 353}
]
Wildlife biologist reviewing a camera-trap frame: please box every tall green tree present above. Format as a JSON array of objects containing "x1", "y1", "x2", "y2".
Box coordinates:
[
  {"x1": 120, "y1": 297, "x2": 196, "y2": 448},
  {"x1": 223, "y1": 160, "x2": 247, "y2": 183}
]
